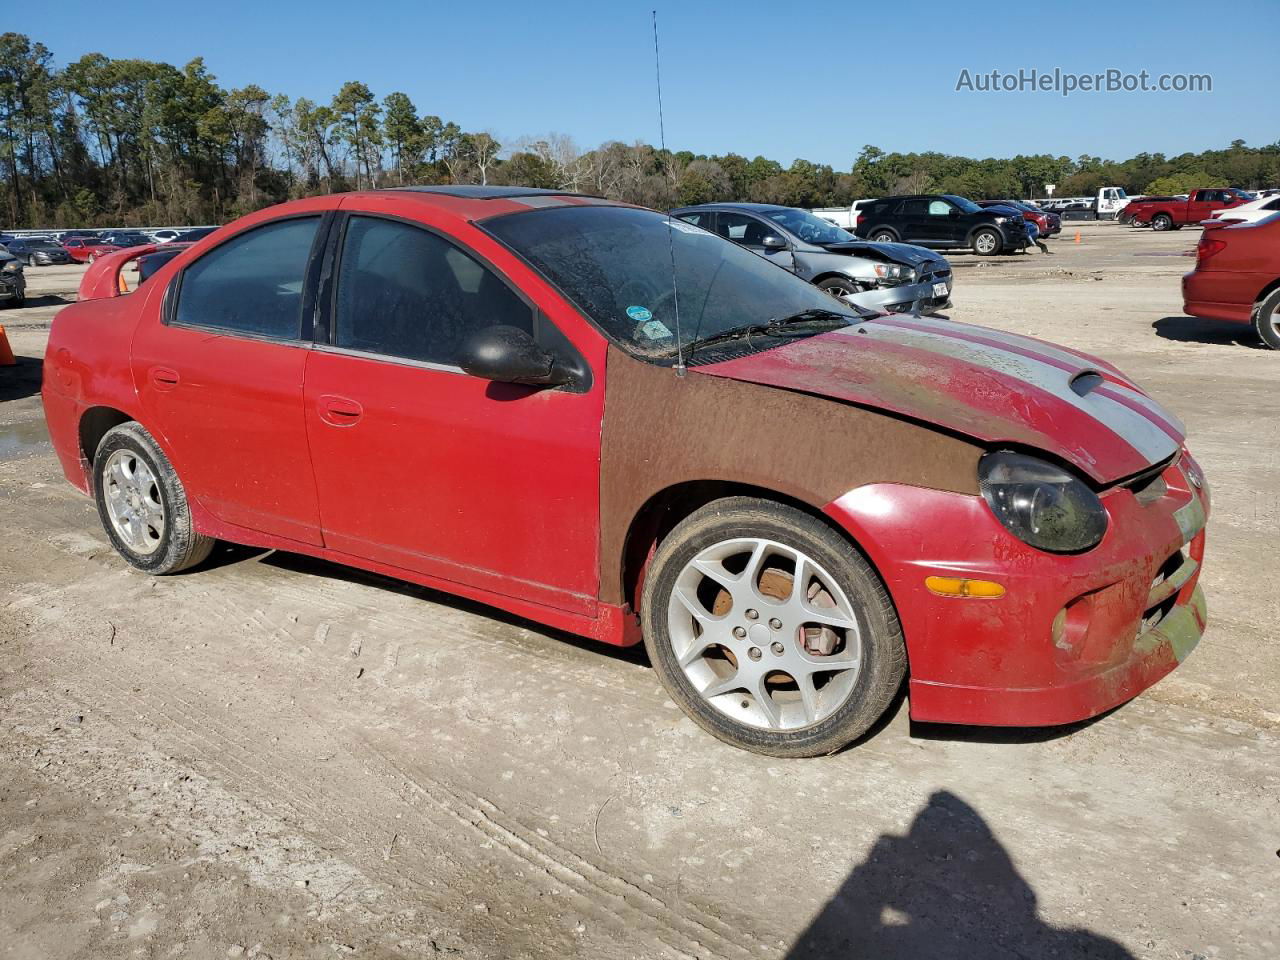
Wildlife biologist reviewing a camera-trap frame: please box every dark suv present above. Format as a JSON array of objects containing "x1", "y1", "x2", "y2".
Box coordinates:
[{"x1": 855, "y1": 195, "x2": 1028, "y2": 255}]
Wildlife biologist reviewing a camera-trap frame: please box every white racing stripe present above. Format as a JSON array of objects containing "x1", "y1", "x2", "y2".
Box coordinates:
[{"x1": 841, "y1": 323, "x2": 1180, "y2": 467}]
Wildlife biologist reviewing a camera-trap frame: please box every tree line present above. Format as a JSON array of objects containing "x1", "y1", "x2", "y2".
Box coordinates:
[{"x1": 3, "y1": 31, "x2": 1278, "y2": 229}]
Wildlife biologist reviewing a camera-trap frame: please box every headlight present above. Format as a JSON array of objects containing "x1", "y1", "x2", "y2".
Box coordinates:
[
  {"x1": 979, "y1": 451, "x2": 1108, "y2": 553},
  {"x1": 873, "y1": 263, "x2": 915, "y2": 281},
  {"x1": 1, "y1": 260, "x2": 21, "y2": 274}
]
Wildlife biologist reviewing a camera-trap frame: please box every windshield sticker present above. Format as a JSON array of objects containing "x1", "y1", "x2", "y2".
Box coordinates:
[
  {"x1": 638, "y1": 319, "x2": 673, "y2": 340},
  {"x1": 626, "y1": 305, "x2": 653, "y2": 322},
  {"x1": 664, "y1": 219, "x2": 704, "y2": 234}
]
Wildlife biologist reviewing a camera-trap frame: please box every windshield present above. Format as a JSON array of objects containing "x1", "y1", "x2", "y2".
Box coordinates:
[
  {"x1": 762, "y1": 208, "x2": 854, "y2": 245},
  {"x1": 484, "y1": 206, "x2": 860, "y2": 359},
  {"x1": 943, "y1": 195, "x2": 983, "y2": 214}
]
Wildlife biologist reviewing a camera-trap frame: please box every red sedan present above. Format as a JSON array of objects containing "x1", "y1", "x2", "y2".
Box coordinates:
[
  {"x1": 1182, "y1": 213, "x2": 1280, "y2": 349},
  {"x1": 62, "y1": 236, "x2": 122, "y2": 263},
  {"x1": 41, "y1": 186, "x2": 1209, "y2": 756}
]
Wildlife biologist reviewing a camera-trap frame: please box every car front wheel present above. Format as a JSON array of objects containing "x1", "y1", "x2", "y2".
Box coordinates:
[
  {"x1": 1253, "y1": 289, "x2": 1280, "y2": 350},
  {"x1": 94, "y1": 422, "x2": 215, "y2": 574},
  {"x1": 640, "y1": 497, "x2": 905, "y2": 757},
  {"x1": 817, "y1": 276, "x2": 864, "y2": 300},
  {"x1": 972, "y1": 228, "x2": 1001, "y2": 255},
  {"x1": 869, "y1": 229, "x2": 898, "y2": 243}
]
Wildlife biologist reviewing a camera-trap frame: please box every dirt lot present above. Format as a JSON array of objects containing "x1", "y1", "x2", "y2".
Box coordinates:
[{"x1": 1, "y1": 222, "x2": 1276, "y2": 959}]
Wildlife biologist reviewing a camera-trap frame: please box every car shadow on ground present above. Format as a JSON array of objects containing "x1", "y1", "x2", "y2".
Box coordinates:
[
  {"x1": 1153, "y1": 315, "x2": 1265, "y2": 348},
  {"x1": 785, "y1": 790, "x2": 1136, "y2": 959},
  {"x1": 0, "y1": 356, "x2": 43, "y2": 402}
]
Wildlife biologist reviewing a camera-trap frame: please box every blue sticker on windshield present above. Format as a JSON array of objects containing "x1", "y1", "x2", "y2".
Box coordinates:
[{"x1": 626, "y1": 305, "x2": 653, "y2": 322}]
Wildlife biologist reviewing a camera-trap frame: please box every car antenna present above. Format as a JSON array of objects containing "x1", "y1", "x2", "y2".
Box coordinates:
[{"x1": 652, "y1": 9, "x2": 686, "y2": 377}]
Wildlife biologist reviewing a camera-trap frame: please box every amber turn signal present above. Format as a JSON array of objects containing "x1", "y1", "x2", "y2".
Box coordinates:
[{"x1": 925, "y1": 576, "x2": 1006, "y2": 599}]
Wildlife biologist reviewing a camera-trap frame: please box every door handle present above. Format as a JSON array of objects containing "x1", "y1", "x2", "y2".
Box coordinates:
[
  {"x1": 319, "y1": 394, "x2": 363, "y2": 427},
  {"x1": 149, "y1": 366, "x2": 180, "y2": 390}
]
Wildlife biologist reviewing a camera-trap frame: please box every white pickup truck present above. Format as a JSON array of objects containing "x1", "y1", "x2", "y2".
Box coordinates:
[
  {"x1": 1036, "y1": 187, "x2": 1131, "y2": 220},
  {"x1": 810, "y1": 199, "x2": 879, "y2": 231}
]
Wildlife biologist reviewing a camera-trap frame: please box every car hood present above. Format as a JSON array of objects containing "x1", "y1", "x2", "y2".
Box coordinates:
[
  {"x1": 819, "y1": 240, "x2": 945, "y2": 268},
  {"x1": 697, "y1": 314, "x2": 1183, "y2": 485}
]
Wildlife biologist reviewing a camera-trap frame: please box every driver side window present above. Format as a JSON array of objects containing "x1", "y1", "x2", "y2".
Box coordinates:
[{"x1": 715, "y1": 213, "x2": 771, "y2": 248}]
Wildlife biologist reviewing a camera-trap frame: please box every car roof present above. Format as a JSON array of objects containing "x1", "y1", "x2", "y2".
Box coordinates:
[
  {"x1": 386, "y1": 185, "x2": 596, "y2": 200},
  {"x1": 672, "y1": 202, "x2": 791, "y2": 213}
]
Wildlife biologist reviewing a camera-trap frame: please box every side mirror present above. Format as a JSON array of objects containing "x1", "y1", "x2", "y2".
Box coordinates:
[
  {"x1": 458, "y1": 325, "x2": 575, "y2": 386},
  {"x1": 760, "y1": 234, "x2": 788, "y2": 250}
]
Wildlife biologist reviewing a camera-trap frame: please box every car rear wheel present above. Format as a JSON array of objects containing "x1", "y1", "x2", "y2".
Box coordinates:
[
  {"x1": 1253, "y1": 289, "x2": 1280, "y2": 350},
  {"x1": 94, "y1": 422, "x2": 215, "y2": 575},
  {"x1": 972, "y1": 228, "x2": 1001, "y2": 255},
  {"x1": 640, "y1": 497, "x2": 906, "y2": 757},
  {"x1": 869, "y1": 229, "x2": 898, "y2": 243},
  {"x1": 1151, "y1": 213, "x2": 1173, "y2": 231}
]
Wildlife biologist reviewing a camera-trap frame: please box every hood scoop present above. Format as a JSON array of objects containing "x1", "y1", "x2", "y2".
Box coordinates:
[{"x1": 1069, "y1": 371, "x2": 1105, "y2": 397}]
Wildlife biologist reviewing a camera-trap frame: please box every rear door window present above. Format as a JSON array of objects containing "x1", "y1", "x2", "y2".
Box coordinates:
[
  {"x1": 332, "y1": 215, "x2": 533, "y2": 367},
  {"x1": 174, "y1": 216, "x2": 319, "y2": 340}
]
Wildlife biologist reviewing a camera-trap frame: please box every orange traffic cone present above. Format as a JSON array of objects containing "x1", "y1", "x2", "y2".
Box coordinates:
[
  {"x1": 1074, "y1": 231, "x2": 1082, "y2": 244},
  {"x1": 0, "y1": 325, "x2": 15, "y2": 366}
]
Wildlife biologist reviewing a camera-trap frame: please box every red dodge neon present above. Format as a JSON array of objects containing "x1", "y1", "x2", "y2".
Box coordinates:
[
  {"x1": 41, "y1": 186, "x2": 1209, "y2": 756},
  {"x1": 1182, "y1": 212, "x2": 1280, "y2": 349}
]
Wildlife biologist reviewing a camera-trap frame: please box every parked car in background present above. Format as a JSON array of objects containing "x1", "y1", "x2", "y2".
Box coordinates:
[
  {"x1": 1123, "y1": 188, "x2": 1252, "y2": 230},
  {"x1": 976, "y1": 200, "x2": 1061, "y2": 237},
  {"x1": 62, "y1": 237, "x2": 122, "y2": 263},
  {"x1": 672, "y1": 203, "x2": 953, "y2": 314},
  {"x1": 855, "y1": 194, "x2": 1028, "y2": 255},
  {"x1": 100, "y1": 231, "x2": 152, "y2": 249},
  {"x1": 3, "y1": 237, "x2": 72, "y2": 266},
  {"x1": 147, "y1": 229, "x2": 184, "y2": 244},
  {"x1": 40, "y1": 186, "x2": 1209, "y2": 757},
  {"x1": 1183, "y1": 213, "x2": 1280, "y2": 349},
  {"x1": 177, "y1": 226, "x2": 219, "y2": 243},
  {"x1": 0, "y1": 247, "x2": 26, "y2": 307},
  {"x1": 1209, "y1": 194, "x2": 1280, "y2": 225},
  {"x1": 59, "y1": 229, "x2": 102, "y2": 242}
]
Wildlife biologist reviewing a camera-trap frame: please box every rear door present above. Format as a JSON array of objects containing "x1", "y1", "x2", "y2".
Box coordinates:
[
  {"x1": 301, "y1": 209, "x2": 603, "y2": 613},
  {"x1": 131, "y1": 212, "x2": 329, "y2": 545}
]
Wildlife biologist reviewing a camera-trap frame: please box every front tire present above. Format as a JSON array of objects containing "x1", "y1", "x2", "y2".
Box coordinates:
[
  {"x1": 94, "y1": 422, "x2": 214, "y2": 574},
  {"x1": 971, "y1": 228, "x2": 1001, "y2": 256},
  {"x1": 1253, "y1": 289, "x2": 1280, "y2": 350},
  {"x1": 817, "y1": 276, "x2": 864, "y2": 300},
  {"x1": 869, "y1": 229, "x2": 898, "y2": 243},
  {"x1": 640, "y1": 497, "x2": 906, "y2": 757}
]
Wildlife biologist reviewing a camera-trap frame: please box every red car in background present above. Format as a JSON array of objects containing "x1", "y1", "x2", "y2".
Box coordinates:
[
  {"x1": 977, "y1": 200, "x2": 1061, "y2": 237},
  {"x1": 62, "y1": 236, "x2": 122, "y2": 263},
  {"x1": 1182, "y1": 213, "x2": 1280, "y2": 348},
  {"x1": 41, "y1": 186, "x2": 1208, "y2": 757},
  {"x1": 1123, "y1": 188, "x2": 1252, "y2": 230}
]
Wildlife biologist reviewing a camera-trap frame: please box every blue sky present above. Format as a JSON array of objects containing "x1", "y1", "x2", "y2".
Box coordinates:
[{"x1": 12, "y1": 0, "x2": 1279, "y2": 167}]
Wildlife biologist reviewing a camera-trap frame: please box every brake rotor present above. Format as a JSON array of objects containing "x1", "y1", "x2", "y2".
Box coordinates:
[{"x1": 709, "y1": 566, "x2": 841, "y2": 656}]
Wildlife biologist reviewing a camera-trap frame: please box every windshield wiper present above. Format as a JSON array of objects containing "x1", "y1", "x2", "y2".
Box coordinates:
[{"x1": 675, "y1": 308, "x2": 858, "y2": 357}]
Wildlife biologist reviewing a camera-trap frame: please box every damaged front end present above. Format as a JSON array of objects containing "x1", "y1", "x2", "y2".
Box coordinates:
[{"x1": 818, "y1": 241, "x2": 953, "y2": 315}]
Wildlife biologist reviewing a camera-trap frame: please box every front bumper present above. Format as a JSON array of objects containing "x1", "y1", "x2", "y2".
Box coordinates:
[
  {"x1": 824, "y1": 451, "x2": 1209, "y2": 727},
  {"x1": 845, "y1": 268, "x2": 953, "y2": 315}
]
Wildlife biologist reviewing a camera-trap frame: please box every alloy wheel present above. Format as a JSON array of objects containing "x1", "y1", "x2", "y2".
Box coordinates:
[
  {"x1": 102, "y1": 449, "x2": 166, "y2": 555},
  {"x1": 666, "y1": 537, "x2": 863, "y2": 731}
]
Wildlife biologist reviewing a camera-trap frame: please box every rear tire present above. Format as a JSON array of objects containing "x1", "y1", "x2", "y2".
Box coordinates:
[
  {"x1": 869, "y1": 229, "x2": 898, "y2": 243},
  {"x1": 94, "y1": 422, "x2": 215, "y2": 575},
  {"x1": 640, "y1": 497, "x2": 906, "y2": 757},
  {"x1": 1253, "y1": 289, "x2": 1280, "y2": 350},
  {"x1": 1151, "y1": 213, "x2": 1173, "y2": 231}
]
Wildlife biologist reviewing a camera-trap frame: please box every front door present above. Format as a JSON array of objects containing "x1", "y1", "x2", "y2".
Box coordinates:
[
  {"x1": 131, "y1": 214, "x2": 326, "y2": 545},
  {"x1": 302, "y1": 212, "x2": 602, "y2": 614}
]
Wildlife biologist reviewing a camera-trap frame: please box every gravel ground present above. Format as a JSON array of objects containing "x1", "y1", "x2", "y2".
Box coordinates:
[{"x1": 1, "y1": 222, "x2": 1276, "y2": 959}]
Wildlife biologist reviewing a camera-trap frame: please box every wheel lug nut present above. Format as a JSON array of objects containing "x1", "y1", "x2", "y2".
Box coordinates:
[
  {"x1": 748, "y1": 647, "x2": 762, "y2": 661},
  {"x1": 771, "y1": 642, "x2": 784, "y2": 656},
  {"x1": 769, "y1": 618, "x2": 782, "y2": 631},
  {"x1": 733, "y1": 626, "x2": 747, "y2": 639},
  {"x1": 745, "y1": 609, "x2": 759, "y2": 620}
]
